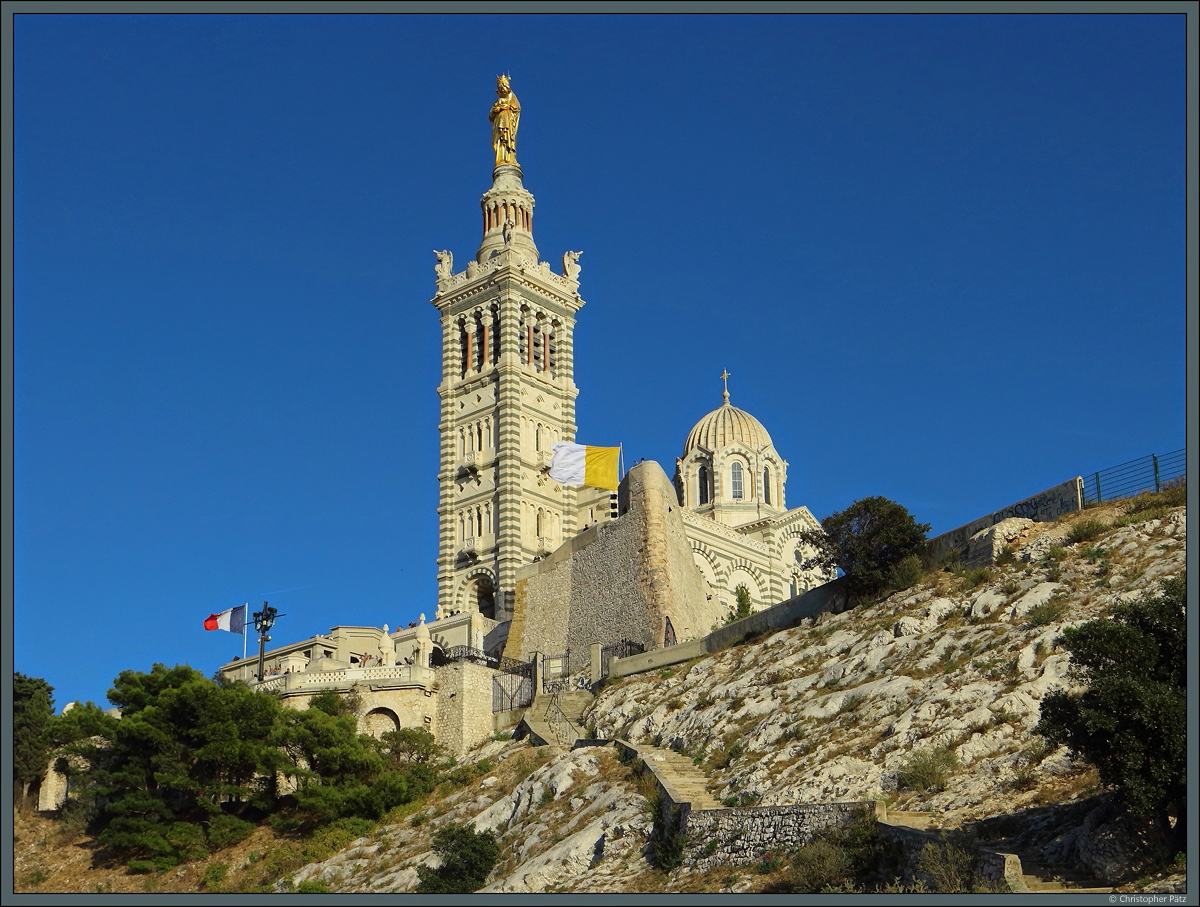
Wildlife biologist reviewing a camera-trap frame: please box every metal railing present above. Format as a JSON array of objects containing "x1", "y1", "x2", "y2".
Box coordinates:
[
  {"x1": 440, "y1": 646, "x2": 529, "y2": 673},
  {"x1": 1082, "y1": 448, "x2": 1185, "y2": 505},
  {"x1": 543, "y1": 690, "x2": 584, "y2": 747}
]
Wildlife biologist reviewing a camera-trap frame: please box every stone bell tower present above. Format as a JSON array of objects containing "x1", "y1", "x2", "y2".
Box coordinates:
[{"x1": 431, "y1": 77, "x2": 586, "y2": 626}]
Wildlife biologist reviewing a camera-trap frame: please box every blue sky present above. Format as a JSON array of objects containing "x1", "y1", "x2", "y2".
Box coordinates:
[{"x1": 10, "y1": 12, "x2": 1190, "y2": 710}]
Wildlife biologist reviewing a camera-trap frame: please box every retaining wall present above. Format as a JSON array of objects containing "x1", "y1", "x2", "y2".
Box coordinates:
[
  {"x1": 926, "y1": 478, "x2": 1083, "y2": 563},
  {"x1": 684, "y1": 802, "x2": 877, "y2": 871}
]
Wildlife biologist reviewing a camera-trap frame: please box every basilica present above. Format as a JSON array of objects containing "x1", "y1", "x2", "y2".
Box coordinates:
[{"x1": 215, "y1": 78, "x2": 832, "y2": 753}]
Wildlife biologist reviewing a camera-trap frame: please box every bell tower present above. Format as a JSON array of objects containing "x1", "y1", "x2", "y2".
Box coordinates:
[{"x1": 431, "y1": 77, "x2": 586, "y2": 627}]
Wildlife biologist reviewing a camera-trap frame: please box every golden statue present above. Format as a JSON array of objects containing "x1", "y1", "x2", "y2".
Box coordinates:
[{"x1": 489, "y1": 74, "x2": 520, "y2": 167}]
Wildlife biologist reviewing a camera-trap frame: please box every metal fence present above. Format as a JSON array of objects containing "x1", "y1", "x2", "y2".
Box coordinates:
[{"x1": 1081, "y1": 448, "x2": 1185, "y2": 505}]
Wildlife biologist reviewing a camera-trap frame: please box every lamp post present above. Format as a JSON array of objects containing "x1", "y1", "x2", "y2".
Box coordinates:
[{"x1": 253, "y1": 602, "x2": 281, "y2": 682}]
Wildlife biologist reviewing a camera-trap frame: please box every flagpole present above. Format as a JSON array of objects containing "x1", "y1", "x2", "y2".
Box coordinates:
[
  {"x1": 619, "y1": 444, "x2": 624, "y2": 481},
  {"x1": 242, "y1": 604, "x2": 248, "y2": 661}
]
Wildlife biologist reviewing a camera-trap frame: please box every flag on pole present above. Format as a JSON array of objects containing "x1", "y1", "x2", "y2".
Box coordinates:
[
  {"x1": 204, "y1": 603, "x2": 248, "y2": 634},
  {"x1": 548, "y1": 442, "x2": 620, "y2": 491}
]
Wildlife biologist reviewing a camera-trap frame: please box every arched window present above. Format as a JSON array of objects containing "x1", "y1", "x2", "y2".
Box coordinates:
[
  {"x1": 697, "y1": 464, "x2": 710, "y2": 505},
  {"x1": 730, "y1": 462, "x2": 744, "y2": 500},
  {"x1": 763, "y1": 466, "x2": 771, "y2": 505}
]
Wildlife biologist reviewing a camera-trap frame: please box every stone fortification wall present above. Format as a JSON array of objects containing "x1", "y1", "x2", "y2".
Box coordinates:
[
  {"x1": 435, "y1": 662, "x2": 496, "y2": 757},
  {"x1": 683, "y1": 802, "x2": 876, "y2": 871},
  {"x1": 506, "y1": 461, "x2": 715, "y2": 662},
  {"x1": 926, "y1": 478, "x2": 1083, "y2": 563}
]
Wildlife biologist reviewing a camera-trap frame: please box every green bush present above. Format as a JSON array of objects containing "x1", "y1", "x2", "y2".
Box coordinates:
[
  {"x1": 206, "y1": 814, "x2": 255, "y2": 850},
  {"x1": 763, "y1": 815, "x2": 904, "y2": 894},
  {"x1": 724, "y1": 585, "x2": 753, "y2": 624},
  {"x1": 916, "y1": 833, "x2": 1006, "y2": 893},
  {"x1": 201, "y1": 862, "x2": 228, "y2": 890},
  {"x1": 1035, "y1": 576, "x2": 1186, "y2": 853},
  {"x1": 1067, "y1": 519, "x2": 1108, "y2": 545},
  {"x1": 415, "y1": 823, "x2": 500, "y2": 893},
  {"x1": 1026, "y1": 596, "x2": 1070, "y2": 627},
  {"x1": 296, "y1": 880, "x2": 331, "y2": 893},
  {"x1": 958, "y1": 567, "x2": 994, "y2": 592},
  {"x1": 896, "y1": 747, "x2": 959, "y2": 792},
  {"x1": 887, "y1": 554, "x2": 925, "y2": 592},
  {"x1": 650, "y1": 793, "x2": 687, "y2": 870}
]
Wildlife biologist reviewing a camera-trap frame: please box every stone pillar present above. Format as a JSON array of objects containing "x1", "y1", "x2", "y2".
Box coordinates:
[{"x1": 590, "y1": 643, "x2": 604, "y2": 682}]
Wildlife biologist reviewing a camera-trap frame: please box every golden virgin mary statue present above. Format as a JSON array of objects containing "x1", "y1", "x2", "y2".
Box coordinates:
[{"x1": 489, "y1": 75, "x2": 520, "y2": 167}]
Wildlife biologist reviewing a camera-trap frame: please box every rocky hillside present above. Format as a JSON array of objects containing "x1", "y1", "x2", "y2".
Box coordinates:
[
  {"x1": 14, "y1": 499, "x2": 1188, "y2": 895},
  {"x1": 283, "y1": 499, "x2": 1186, "y2": 894}
]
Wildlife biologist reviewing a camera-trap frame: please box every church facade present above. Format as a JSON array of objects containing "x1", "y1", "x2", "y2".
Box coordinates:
[{"x1": 215, "y1": 78, "x2": 831, "y2": 753}]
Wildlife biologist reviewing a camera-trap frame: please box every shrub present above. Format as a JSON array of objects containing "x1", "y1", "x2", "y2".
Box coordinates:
[
  {"x1": 763, "y1": 815, "x2": 904, "y2": 894},
  {"x1": 724, "y1": 586, "x2": 753, "y2": 624},
  {"x1": 757, "y1": 851, "x2": 786, "y2": 873},
  {"x1": 1067, "y1": 519, "x2": 1108, "y2": 545},
  {"x1": 887, "y1": 554, "x2": 925, "y2": 592},
  {"x1": 415, "y1": 823, "x2": 500, "y2": 893},
  {"x1": 896, "y1": 746, "x2": 959, "y2": 792},
  {"x1": 296, "y1": 880, "x2": 331, "y2": 893},
  {"x1": 201, "y1": 862, "x2": 228, "y2": 890},
  {"x1": 958, "y1": 567, "x2": 994, "y2": 592},
  {"x1": 916, "y1": 832, "x2": 1006, "y2": 893},
  {"x1": 206, "y1": 814, "x2": 255, "y2": 850},
  {"x1": 1027, "y1": 596, "x2": 1070, "y2": 627}
]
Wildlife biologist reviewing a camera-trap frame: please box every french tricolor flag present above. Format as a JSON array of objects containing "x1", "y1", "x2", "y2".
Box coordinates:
[{"x1": 204, "y1": 604, "x2": 248, "y2": 634}]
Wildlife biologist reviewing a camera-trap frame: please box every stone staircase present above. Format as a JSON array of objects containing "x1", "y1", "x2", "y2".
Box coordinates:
[
  {"x1": 884, "y1": 810, "x2": 1113, "y2": 893},
  {"x1": 1013, "y1": 859, "x2": 1112, "y2": 893},
  {"x1": 618, "y1": 742, "x2": 720, "y2": 809},
  {"x1": 885, "y1": 809, "x2": 938, "y2": 831},
  {"x1": 515, "y1": 691, "x2": 593, "y2": 748}
]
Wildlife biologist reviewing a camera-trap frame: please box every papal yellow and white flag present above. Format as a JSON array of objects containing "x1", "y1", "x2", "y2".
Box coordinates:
[{"x1": 548, "y1": 442, "x2": 620, "y2": 491}]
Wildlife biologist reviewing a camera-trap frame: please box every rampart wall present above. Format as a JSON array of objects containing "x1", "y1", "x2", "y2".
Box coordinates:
[{"x1": 506, "y1": 461, "x2": 717, "y2": 661}]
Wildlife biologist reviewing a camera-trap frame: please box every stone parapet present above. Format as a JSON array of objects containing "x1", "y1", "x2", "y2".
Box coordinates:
[{"x1": 609, "y1": 576, "x2": 851, "y2": 678}]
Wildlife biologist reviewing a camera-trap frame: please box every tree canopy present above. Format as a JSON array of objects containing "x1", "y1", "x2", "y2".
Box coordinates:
[
  {"x1": 799, "y1": 496, "x2": 930, "y2": 602},
  {"x1": 1034, "y1": 576, "x2": 1187, "y2": 852},
  {"x1": 13, "y1": 673, "x2": 56, "y2": 802}
]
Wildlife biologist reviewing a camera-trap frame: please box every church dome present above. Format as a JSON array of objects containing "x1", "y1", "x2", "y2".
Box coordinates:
[{"x1": 683, "y1": 390, "x2": 774, "y2": 455}]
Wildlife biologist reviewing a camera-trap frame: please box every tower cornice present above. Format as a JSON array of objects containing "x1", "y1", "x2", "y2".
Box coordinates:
[{"x1": 432, "y1": 259, "x2": 583, "y2": 314}]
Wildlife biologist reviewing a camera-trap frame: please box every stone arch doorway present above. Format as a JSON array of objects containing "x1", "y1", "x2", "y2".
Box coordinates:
[
  {"x1": 361, "y1": 707, "x2": 400, "y2": 739},
  {"x1": 429, "y1": 646, "x2": 450, "y2": 667}
]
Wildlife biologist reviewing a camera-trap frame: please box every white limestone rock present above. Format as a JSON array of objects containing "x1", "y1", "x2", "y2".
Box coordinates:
[{"x1": 1009, "y1": 582, "x2": 1063, "y2": 619}]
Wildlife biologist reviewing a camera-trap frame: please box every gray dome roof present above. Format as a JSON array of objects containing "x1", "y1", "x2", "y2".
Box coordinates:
[{"x1": 683, "y1": 392, "x2": 774, "y2": 456}]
